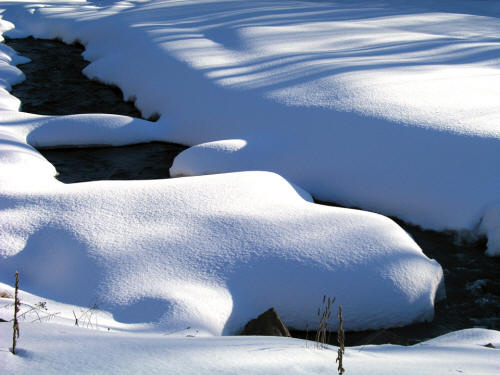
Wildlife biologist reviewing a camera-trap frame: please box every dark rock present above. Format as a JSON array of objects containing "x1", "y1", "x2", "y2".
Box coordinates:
[
  {"x1": 483, "y1": 343, "x2": 496, "y2": 349},
  {"x1": 242, "y1": 308, "x2": 291, "y2": 337}
]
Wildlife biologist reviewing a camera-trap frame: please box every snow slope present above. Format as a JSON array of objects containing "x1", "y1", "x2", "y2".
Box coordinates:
[
  {"x1": 1, "y1": 286, "x2": 497, "y2": 375},
  {"x1": 0, "y1": 0, "x2": 498, "y2": 253},
  {"x1": 0, "y1": 320, "x2": 499, "y2": 375}
]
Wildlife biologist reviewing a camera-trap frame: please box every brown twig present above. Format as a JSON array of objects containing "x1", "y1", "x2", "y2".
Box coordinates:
[
  {"x1": 11, "y1": 272, "x2": 20, "y2": 355},
  {"x1": 336, "y1": 305, "x2": 345, "y2": 374}
]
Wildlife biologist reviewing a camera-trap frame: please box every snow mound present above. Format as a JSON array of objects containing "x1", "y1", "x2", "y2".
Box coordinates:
[
  {"x1": 0, "y1": 164, "x2": 445, "y2": 334},
  {"x1": 0, "y1": 110, "x2": 167, "y2": 148}
]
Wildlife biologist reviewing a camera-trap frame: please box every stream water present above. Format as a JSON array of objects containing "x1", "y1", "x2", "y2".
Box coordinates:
[
  {"x1": 5, "y1": 37, "x2": 186, "y2": 180},
  {"x1": 4, "y1": 37, "x2": 499, "y2": 346}
]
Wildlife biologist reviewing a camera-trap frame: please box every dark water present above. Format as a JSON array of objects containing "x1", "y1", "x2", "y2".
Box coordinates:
[
  {"x1": 5, "y1": 37, "x2": 186, "y2": 181},
  {"x1": 4, "y1": 37, "x2": 499, "y2": 346},
  {"x1": 41, "y1": 142, "x2": 187, "y2": 182},
  {"x1": 5, "y1": 37, "x2": 149, "y2": 118}
]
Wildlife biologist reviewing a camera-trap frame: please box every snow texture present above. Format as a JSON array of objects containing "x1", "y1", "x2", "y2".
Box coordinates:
[
  {"x1": 0, "y1": 319, "x2": 499, "y2": 375},
  {"x1": 0, "y1": 285, "x2": 496, "y2": 374},
  {"x1": 0, "y1": 4, "x2": 447, "y2": 334},
  {"x1": 0, "y1": 150, "x2": 445, "y2": 334},
  {"x1": 0, "y1": 1, "x2": 497, "y2": 372},
  {"x1": 0, "y1": 0, "x2": 497, "y2": 253}
]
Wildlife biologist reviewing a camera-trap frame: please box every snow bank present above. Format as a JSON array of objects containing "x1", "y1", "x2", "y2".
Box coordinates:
[
  {"x1": 0, "y1": 61, "x2": 444, "y2": 336},
  {"x1": 0, "y1": 320, "x2": 498, "y2": 375},
  {"x1": 0, "y1": 111, "x2": 168, "y2": 149},
  {"x1": 1, "y1": 0, "x2": 498, "y2": 253},
  {"x1": 0, "y1": 2, "x2": 495, "y2": 372},
  {"x1": 0, "y1": 19, "x2": 26, "y2": 111}
]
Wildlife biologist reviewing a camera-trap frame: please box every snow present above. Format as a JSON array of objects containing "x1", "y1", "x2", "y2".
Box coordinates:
[
  {"x1": 1, "y1": 286, "x2": 499, "y2": 374},
  {"x1": 0, "y1": 0, "x2": 497, "y2": 253},
  {"x1": 0, "y1": 158, "x2": 445, "y2": 334},
  {"x1": 0, "y1": 318, "x2": 499, "y2": 375},
  {"x1": 0, "y1": 0, "x2": 497, "y2": 372},
  {"x1": 0, "y1": 287, "x2": 496, "y2": 374},
  {"x1": 0, "y1": 35, "x2": 26, "y2": 111},
  {"x1": 0, "y1": 53, "x2": 444, "y2": 335},
  {"x1": 0, "y1": 3, "x2": 447, "y2": 335}
]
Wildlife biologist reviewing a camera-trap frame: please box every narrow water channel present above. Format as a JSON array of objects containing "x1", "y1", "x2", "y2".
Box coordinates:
[
  {"x1": 4, "y1": 37, "x2": 499, "y2": 346},
  {"x1": 6, "y1": 37, "x2": 145, "y2": 118},
  {"x1": 5, "y1": 36, "x2": 187, "y2": 181}
]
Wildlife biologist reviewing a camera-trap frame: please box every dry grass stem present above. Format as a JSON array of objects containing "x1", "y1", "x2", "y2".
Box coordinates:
[
  {"x1": 11, "y1": 272, "x2": 20, "y2": 355},
  {"x1": 336, "y1": 305, "x2": 345, "y2": 374},
  {"x1": 315, "y1": 295, "x2": 335, "y2": 349}
]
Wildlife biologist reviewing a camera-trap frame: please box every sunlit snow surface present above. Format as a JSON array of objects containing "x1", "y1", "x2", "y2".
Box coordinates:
[
  {"x1": 1, "y1": 322, "x2": 499, "y2": 375},
  {"x1": 0, "y1": 125, "x2": 445, "y2": 335},
  {"x1": 0, "y1": 286, "x2": 499, "y2": 375}
]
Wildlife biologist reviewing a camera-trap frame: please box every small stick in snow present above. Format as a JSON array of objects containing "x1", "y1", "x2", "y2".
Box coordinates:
[
  {"x1": 11, "y1": 271, "x2": 20, "y2": 355},
  {"x1": 73, "y1": 310, "x2": 79, "y2": 326},
  {"x1": 336, "y1": 305, "x2": 345, "y2": 374}
]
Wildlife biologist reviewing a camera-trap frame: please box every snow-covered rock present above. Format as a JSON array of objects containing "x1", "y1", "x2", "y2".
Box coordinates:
[{"x1": 0, "y1": 36, "x2": 443, "y2": 334}]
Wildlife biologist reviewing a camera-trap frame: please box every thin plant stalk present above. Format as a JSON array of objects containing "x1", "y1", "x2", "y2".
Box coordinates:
[
  {"x1": 11, "y1": 271, "x2": 20, "y2": 355},
  {"x1": 336, "y1": 305, "x2": 345, "y2": 375}
]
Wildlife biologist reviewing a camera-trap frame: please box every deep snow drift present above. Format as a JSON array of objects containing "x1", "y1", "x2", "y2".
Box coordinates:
[{"x1": 0, "y1": 0, "x2": 497, "y2": 253}]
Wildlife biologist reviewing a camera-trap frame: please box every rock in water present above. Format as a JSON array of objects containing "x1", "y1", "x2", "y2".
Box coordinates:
[{"x1": 242, "y1": 308, "x2": 291, "y2": 337}]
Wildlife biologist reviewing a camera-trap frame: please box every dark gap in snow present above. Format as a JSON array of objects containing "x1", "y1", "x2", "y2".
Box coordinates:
[
  {"x1": 41, "y1": 142, "x2": 187, "y2": 183},
  {"x1": 4, "y1": 37, "x2": 187, "y2": 182},
  {"x1": 4, "y1": 37, "x2": 148, "y2": 119},
  {"x1": 294, "y1": 199, "x2": 500, "y2": 346}
]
